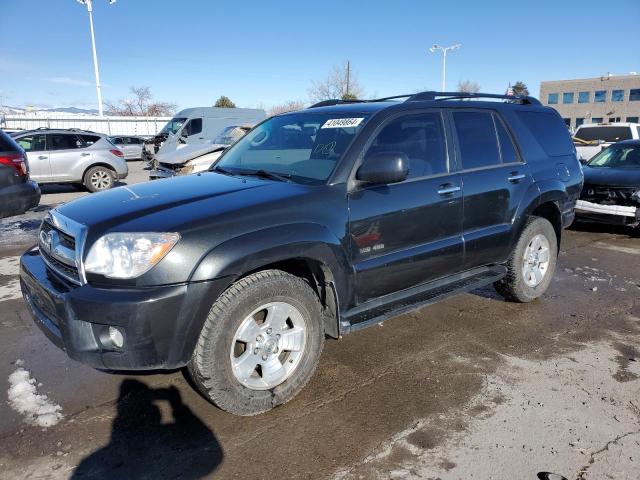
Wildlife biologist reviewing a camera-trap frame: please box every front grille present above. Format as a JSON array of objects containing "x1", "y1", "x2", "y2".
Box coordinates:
[
  {"x1": 581, "y1": 184, "x2": 639, "y2": 207},
  {"x1": 40, "y1": 221, "x2": 80, "y2": 284}
]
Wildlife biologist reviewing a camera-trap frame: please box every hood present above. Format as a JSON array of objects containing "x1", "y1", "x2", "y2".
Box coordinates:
[
  {"x1": 582, "y1": 166, "x2": 640, "y2": 188},
  {"x1": 156, "y1": 143, "x2": 227, "y2": 165},
  {"x1": 56, "y1": 172, "x2": 311, "y2": 234}
]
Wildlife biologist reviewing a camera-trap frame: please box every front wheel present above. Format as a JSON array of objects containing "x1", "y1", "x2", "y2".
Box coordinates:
[
  {"x1": 494, "y1": 216, "x2": 558, "y2": 302},
  {"x1": 188, "y1": 270, "x2": 325, "y2": 416}
]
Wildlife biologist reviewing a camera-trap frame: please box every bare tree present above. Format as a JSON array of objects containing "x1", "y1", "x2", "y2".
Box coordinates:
[
  {"x1": 308, "y1": 62, "x2": 364, "y2": 102},
  {"x1": 105, "y1": 86, "x2": 176, "y2": 116},
  {"x1": 456, "y1": 80, "x2": 480, "y2": 93},
  {"x1": 267, "y1": 100, "x2": 306, "y2": 117}
]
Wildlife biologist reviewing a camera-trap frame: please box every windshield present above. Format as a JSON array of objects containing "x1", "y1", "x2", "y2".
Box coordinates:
[
  {"x1": 575, "y1": 126, "x2": 633, "y2": 143},
  {"x1": 212, "y1": 126, "x2": 248, "y2": 146},
  {"x1": 213, "y1": 112, "x2": 370, "y2": 184},
  {"x1": 587, "y1": 144, "x2": 640, "y2": 168},
  {"x1": 160, "y1": 117, "x2": 187, "y2": 135}
]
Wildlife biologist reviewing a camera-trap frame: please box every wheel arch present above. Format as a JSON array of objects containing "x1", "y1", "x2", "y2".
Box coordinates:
[{"x1": 82, "y1": 162, "x2": 116, "y2": 181}]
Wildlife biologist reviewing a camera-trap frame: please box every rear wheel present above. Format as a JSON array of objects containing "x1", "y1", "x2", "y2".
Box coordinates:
[
  {"x1": 494, "y1": 216, "x2": 558, "y2": 302},
  {"x1": 188, "y1": 270, "x2": 325, "y2": 416},
  {"x1": 84, "y1": 166, "x2": 115, "y2": 192}
]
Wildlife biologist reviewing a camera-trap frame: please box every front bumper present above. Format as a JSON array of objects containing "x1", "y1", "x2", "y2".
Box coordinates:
[
  {"x1": 20, "y1": 247, "x2": 231, "y2": 370},
  {"x1": 575, "y1": 199, "x2": 639, "y2": 226},
  {"x1": 149, "y1": 168, "x2": 177, "y2": 180}
]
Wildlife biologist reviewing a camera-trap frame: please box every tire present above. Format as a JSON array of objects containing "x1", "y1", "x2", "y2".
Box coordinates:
[
  {"x1": 84, "y1": 166, "x2": 115, "y2": 192},
  {"x1": 188, "y1": 269, "x2": 325, "y2": 416},
  {"x1": 494, "y1": 216, "x2": 558, "y2": 303}
]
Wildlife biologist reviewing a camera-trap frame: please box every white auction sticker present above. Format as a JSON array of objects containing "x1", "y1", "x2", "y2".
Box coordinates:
[{"x1": 321, "y1": 117, "x2": 365, "y2": 129}]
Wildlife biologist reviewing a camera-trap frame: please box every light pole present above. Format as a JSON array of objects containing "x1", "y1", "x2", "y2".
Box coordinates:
[
  {"x1": 76, "y1": 0, "x2": 116, "y2": 116},
  {"x1": 429, "y1": 43, "x2": 461, "y2": 91}
]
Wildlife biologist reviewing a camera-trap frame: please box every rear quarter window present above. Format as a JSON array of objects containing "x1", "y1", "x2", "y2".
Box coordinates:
[
  {"x1": 516, "y1": 111, "x2": 575, "y2": 157},
  {"x1": 80, "y1": 135, "x2": 102, "y2": 146}
]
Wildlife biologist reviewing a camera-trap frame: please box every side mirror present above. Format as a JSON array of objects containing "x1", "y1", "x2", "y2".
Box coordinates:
[
  {"x1": 178, "y1": 132, "x2": 188, "y2": 144},
  {"x1": 356, "y1": 151, "x2": 409, "y2": 185}
]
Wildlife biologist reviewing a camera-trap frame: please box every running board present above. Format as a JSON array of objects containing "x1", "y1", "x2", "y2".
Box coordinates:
[{"x1": 340, "y1": 265, "x2": 506, "y2": 334}]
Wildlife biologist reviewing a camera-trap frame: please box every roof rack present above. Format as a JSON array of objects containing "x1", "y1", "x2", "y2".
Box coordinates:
[
  {"x1": 308, "y1": 91, "x2": 541, "y2": 109},
  {"x1": 408, "y1": 91, "x2": 541, "y2": 105}
]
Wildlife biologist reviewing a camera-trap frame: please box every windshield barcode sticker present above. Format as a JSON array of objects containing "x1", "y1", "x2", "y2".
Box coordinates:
[{"x1": 321, "y1": 118, "x2": 365, "y2": 129}]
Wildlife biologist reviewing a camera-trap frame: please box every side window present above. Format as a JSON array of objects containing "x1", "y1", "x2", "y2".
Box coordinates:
[
  {"x1": 128, "y1": 137, "x2": 141, "y2": 144},
  {"x1": 80, "y1": 135, "x2": 101, "y2": 146},
  {"x1": 110, "y1": 137, "x2": 123, "y2": 145},
  {"x1": 47, "y1": 134, "x2": 81, "y2": 151},
  {"x1": 16, "y1": 134, "x2": 46, "y2": 152},
  {"x1": 183, "y1": 118, "x2": 203, "y2": 136},
  {"x1": 516, "y1": 111, "x2": 575, "y2": 157},
  {"x1": 495, "y1": 116, "x2": 519, "y2": 164},
  {"x1": 365, "y1": 113, "x2": 448, "y2": 180},
  {"x1": 452, "y1": 111, "x2": 501, "y2": 170}
]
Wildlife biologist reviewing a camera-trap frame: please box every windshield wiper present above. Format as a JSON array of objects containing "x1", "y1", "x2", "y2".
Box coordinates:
[
  {"x1": 211, "y1": 166, "x2": 235, "y2": 176},
  {"x1": 233, "y1": 169, "x2": 292, "y2": 182}
]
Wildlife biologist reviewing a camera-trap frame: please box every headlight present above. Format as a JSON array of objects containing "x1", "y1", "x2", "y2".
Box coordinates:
[{"x1": 84, "y1": 232, "x2": 180, "y2": 279}]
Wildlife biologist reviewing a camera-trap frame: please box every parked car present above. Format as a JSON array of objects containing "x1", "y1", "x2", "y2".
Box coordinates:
[
  {"x1": 0, "y1": 129, "x2": 40, "y2": 218},
  {"x1": 573, "y1": 123, "x2": 640, "y2": 162},
  {"x1": 20, "y1": 91, "x2": 582, "y2": 416},
  {"x1": 107, "y1": 136, "x2": 145, "y2": 160},
  {"x1": 143, "y1": 107, "x2": 266, "y2": 161},
  {"x1": 12, "y1": 129, "x2": 128, "y2": 192},
  {"x1": 575, "y1": 139, "x2": 640, "y2": 229},
  {"x1": 149, "y1": 125, "x2": 252, "y2": 179}
]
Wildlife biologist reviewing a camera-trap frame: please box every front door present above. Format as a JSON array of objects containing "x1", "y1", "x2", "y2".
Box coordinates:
[
  {"x1": 15, "y1": 133, "x2": 49, "y2": 182},
  {"x1": 348, "y1": 111, "x2": 464, "y2": 305},
  {"x1": 449, "y1": 109, "x2": 533, "y2": 270},
  {"x1": 47, "y1": 133, "x2": 87, "y2": 181}
]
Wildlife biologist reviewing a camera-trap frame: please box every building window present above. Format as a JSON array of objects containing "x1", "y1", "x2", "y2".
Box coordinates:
[
  {"x1": 611, "y1": 90, "x2": 624, "y2": 102},
  {"x1": 608, "y1": 117, "x2": 621, "y2": 123},
  {"x1": 630, "y1": 89, "x2": 640, "y2": 101},
  {"x1": 563, "y1": 92, "x2": 574, "y2": 104},
  {"x1": 578, "y1": 91, "x2": 590, "y2": 103},
  {"x1": 547, "y1": 93, "x2": 558, "y2": 104},
  {"x1": 591, "y1": 117, "x2": 603, "y2": 124},
  {"x1": 576, "y1": 118, "x2": 585, "y2": 127},
  {"x1": 562, "y1": 118, "x2": 571, "y2": 128},
  {"x1": 594, "y1": 90, "x2": 606, "y2": 103},
  {"x1": 627, "y1": 117, "x2": 639, "y2": 123}
]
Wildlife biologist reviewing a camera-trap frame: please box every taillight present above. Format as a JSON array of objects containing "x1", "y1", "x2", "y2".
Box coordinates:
[
  {"x1": 110, "y1": 149, "x2": 124, "y2": 158},
  {"x1": 0, "y1": 152, "x2": 27, "y2": 177}
]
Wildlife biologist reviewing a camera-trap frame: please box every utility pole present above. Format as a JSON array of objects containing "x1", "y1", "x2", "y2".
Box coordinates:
[
  {"x1": 346, "y1": 60, "x2": 351, "y2": 97},
  {"x1": 429, "y1": 44, "x2": 462, "y2": 91},
  {"x1": 76, "y1": 0, "x2": 116, "y2": 117}
]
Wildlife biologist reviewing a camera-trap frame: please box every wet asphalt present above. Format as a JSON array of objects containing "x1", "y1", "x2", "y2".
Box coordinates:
[{"x1": 0, "y1": 162, "x2": 639, "y2": 479}]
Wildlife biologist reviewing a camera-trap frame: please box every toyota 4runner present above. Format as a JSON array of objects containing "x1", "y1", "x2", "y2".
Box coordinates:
[{"x1": 20, "y1": 92, "x2": 582, "y2": 416}]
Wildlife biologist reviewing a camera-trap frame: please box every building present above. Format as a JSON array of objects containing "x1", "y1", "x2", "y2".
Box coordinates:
[{"x1": 539, "y1": 73, "x2": 640, "y2": 130}]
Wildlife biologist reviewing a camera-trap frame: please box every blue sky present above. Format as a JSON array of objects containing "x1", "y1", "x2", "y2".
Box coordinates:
[{"x1": 1, "y1": 0, "x2": 639, "y2": 111}]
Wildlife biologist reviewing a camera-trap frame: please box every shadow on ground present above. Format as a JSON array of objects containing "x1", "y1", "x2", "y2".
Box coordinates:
[{"x1": 71, "y1": 379, "x2": 223, "y2": 479}]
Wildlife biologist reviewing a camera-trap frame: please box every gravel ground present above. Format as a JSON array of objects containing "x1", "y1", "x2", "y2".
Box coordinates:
[{"x1": 0, "y1": 168, "x2": 638, "y2": 479}]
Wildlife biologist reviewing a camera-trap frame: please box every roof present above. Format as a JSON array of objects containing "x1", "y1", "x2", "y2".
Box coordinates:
[{"x1": 613, "y1": 139, "x2": 640, "y2": 146}]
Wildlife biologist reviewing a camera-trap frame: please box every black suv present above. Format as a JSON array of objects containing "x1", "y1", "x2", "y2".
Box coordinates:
[
  {"x1": 0, "y1": 129, "x2": 40, "y2": 218},
  {"x1": 20, "y1": 92, "x2": 582, "y2": 415}
]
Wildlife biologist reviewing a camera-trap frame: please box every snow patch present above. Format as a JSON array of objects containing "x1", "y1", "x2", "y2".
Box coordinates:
[{"x1": 8, "y1": 362, "x2": 63, "y2": 428}]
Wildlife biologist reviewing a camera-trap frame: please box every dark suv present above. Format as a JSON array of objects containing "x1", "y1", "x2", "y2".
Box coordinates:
[
  {"x1": 20, "y1": 92, "x2": 582, "y2": 415},
  {"x1": 0, "y1": 129, "x2": 40, "y2": 218}
]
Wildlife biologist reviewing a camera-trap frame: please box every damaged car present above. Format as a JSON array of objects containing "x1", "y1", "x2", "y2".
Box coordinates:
[
  {"x1": 149, "y1": 125, "x2": 251, "y2": 179},
  {"x1": 575, "y1": 139, "x2": 640, "y2": 229}
]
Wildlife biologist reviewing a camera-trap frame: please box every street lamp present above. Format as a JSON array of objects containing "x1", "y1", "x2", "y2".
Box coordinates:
[
  {"x1": 429, "y1": 43, "x2": 462, "y2": 92},
  {"x1": 76, "y1": 0, "x2": 116, "y2": 116}
]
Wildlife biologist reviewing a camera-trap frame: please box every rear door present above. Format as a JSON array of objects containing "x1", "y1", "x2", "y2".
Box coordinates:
[
  {"x1": 124, "y1": 137, "x2": 143, "y2": 159},
  {"x1": 450, "y1": 109, "x2": 533, "y2": 270},
  {"x1": 15, "y1": 133, "x2": 49, "y2": 181},
  {"x1": 47, "y1": 133, "x2": 87, "y2": 181},
  {"x1": 348, "y1": 110, "x2": 464, "y2": 304}
]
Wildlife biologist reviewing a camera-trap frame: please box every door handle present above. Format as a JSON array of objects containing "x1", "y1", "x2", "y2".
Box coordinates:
[
  {"x1": 81, "y1": 153, "x2": 90, "y2": 157},
  {"x1": 38, "y1": 155, "x2": 47, "y2": 160},
  {"x1": 508, "y1": 173, "x2": 526, "y2": 183},
  {"x1": 437, "y1": 185, "x2": 461, "y2": 195}
]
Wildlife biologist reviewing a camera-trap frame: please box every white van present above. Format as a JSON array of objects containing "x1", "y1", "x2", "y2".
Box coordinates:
[
  {"x1": 144, "y1": 107, "x2": 266, "y2": 159},
  {"x1": 573, "y1": 123, "x2": 640, "y2": 162}
]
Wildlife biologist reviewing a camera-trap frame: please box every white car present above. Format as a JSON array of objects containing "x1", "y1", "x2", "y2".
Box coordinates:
[
  {"x1": 149, "y1": 125, "x2": 251, "y2": 179},
  {"x1": 573, "y1": 123, "x2": 640, "y2": 162}
]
